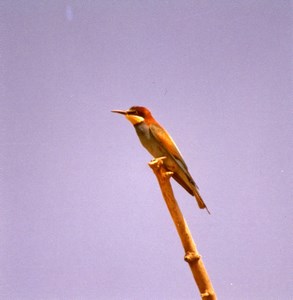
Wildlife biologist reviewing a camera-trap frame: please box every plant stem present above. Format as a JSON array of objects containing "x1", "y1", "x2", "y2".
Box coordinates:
[{"x1": 149, "y1": 157, "x2": 216, "y2": 300}]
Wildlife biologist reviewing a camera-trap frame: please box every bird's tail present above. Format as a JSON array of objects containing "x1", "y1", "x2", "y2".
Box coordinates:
[
  {"x1": 193, "y1": 187, "x2": 210, "y2": 214},
  {"x1": 171, "y1": 172, "x2": 210, "y2": 214}
]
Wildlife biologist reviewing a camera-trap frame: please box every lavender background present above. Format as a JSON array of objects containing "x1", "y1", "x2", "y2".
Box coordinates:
[{"x1": 1, "y1": 1, "x2": 292, "y2": 299}]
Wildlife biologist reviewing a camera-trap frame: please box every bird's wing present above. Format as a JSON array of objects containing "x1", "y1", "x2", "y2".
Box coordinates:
[
  {"x1": 149, "y1": 122, "x2": 189, "y2": 171},
  {"x1": 149, "y1": 122, "x2": 199, "y2": 192}
]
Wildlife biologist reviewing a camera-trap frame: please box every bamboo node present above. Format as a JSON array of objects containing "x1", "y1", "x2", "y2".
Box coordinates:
[
  {"x1": 184, "y1": 251, "x2": 200, "y2": 262},
  {"x1": 201, "y1": 290, "x2": 215, "y2": 299}
]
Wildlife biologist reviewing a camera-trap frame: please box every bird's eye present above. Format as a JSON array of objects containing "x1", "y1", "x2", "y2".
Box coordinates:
[{"x1": 129, "y1": 110, "x2": 138, "y2": 115}]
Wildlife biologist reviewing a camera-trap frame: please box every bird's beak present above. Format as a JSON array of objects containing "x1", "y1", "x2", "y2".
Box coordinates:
[
  {"x1": 112, "y1": 109, "x2": 144, "y2": 125},
  {"x1": 111, "y1": 110, "x2": 127, "y2": 115}
]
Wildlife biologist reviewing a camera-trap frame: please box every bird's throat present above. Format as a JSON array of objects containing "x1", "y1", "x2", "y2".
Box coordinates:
[{"x1": 125, "y1": 114, "x2": 144, "y2": 125}]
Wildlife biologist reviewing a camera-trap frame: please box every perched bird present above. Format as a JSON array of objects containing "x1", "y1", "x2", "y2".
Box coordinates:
[{"x1": 111, "y1": 106, "x2": 210, "y2": 214}]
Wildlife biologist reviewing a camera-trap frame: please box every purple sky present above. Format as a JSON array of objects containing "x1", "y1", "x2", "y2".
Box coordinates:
[{"x1": 1, "y1": 1, "x2": 292, "y2": 299}]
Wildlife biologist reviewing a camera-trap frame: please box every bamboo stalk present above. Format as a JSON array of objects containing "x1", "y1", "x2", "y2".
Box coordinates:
[{"x1": 149, "y1": 157, "x2": 216, "y2": 300}]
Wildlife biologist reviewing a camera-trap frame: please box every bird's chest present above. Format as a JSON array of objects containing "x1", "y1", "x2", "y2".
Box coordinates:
[{"x1": 134, "y1": 123, "x2": 165, "y2": 157}]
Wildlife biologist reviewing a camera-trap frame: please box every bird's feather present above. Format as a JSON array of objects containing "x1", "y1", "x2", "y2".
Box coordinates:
[
  {"x1": 149, "y1": 123, "x2": 188, "y2": 168},
  {"x1": 149, "y1": 122, "x2": 197, "y2": 186}
]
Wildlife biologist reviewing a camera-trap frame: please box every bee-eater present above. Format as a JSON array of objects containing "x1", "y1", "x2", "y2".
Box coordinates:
[{"x1": 111, "y1": 106, "x2": 210, "y2": 214}]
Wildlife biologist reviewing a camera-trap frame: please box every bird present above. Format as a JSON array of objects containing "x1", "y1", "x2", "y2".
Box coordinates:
[{"x1": 111, "y1": 106, "x2": 210, "y2": 214}]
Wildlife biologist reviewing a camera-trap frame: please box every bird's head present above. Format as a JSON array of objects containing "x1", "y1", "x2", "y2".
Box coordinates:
[{"x1": 111, "y1": 106, "x2": 152, "y2": 125}]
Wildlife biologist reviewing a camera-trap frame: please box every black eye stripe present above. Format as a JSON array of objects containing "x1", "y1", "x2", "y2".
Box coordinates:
[{"x1": 127, "y1": 110, "x2": 138, "y2": 115}]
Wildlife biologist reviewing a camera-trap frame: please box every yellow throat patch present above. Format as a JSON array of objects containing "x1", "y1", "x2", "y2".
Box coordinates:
[{"x1": 125, "y1": 114, "x2": 144, "y2": 125}]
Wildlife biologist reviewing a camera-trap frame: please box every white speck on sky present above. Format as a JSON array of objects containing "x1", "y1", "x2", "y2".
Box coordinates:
[{"x1": 65, "y1": 5, "x2": 73, "y2": 21}]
